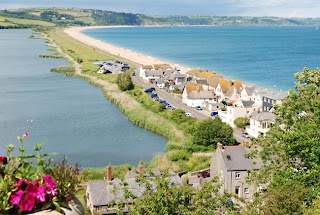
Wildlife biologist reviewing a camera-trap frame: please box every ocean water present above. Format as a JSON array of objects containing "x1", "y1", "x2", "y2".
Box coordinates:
[
  {"x1": 0, "y1": 29, "x2": 166, "y2": 167},
  {"x1": 83, "y1": 26, "x2": 320, "y2": 90}
]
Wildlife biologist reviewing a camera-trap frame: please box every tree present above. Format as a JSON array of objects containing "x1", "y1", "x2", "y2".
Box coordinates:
[
  {"x1": 233, "y1": 117, "x2": 247, "y2": 129},
  {"x1": 189, "y1": 118, "x2": 235, "y2": 148},
  {"x1": 248, "y1": 68, "x2": 320, "y2": 213},
  {"x1": 116, "y1": 71, "x2": 134, "y2": 91}
]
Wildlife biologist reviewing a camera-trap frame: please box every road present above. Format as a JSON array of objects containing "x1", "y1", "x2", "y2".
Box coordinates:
[{"x1": 131, "y1": 64, "x2": 249, "y2": 144}]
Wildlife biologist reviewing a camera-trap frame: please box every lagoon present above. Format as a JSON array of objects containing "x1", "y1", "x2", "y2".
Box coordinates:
[{"x1": 0, "y1": 29, "x2": 166, "y2": 167}]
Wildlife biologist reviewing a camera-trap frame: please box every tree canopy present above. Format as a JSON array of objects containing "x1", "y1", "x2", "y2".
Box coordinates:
[{"x1": 116, "y1": 71, "x2": 134, "y2": 91}]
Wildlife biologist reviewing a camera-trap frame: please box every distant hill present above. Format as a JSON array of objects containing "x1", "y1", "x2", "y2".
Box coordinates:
[{"x1": 1, "y1": 8, "x2": 320, "y2": 28}]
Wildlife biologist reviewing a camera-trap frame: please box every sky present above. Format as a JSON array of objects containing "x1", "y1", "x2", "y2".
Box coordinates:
[{"x1": 1, "y1": 0, "x2": 320, "y2": 18}]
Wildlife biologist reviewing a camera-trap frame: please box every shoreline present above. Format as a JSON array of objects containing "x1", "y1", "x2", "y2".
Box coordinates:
[{"x1": 64, "y1": 26, "x2": 191, "y2": 74}]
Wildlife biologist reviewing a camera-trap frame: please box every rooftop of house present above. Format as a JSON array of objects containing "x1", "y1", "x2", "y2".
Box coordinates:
[
  {"x1": 240, "y1": 100, "x2": 255, "y2": 108},
  {"x1": 217, "y1": 144, "x2": 262, "y2": 171},
  {"x1": 141, "y1": 64, "x2": 153, "y2": 69},
  {"x1": 207, "y1": 75, "x2": 223, "y2": 88},
  {"x1": 187, "y1": 90, "x2": 216, "y2": 100},
  {"x1": 145, "y1": 69, "x2": 163, "y2": 77},
  {"x1": 195, "y1": 79, "x2": 208, "y2": 85},
  {"x1": 184, "y1": 83, "x2": 204, "y2": 94},
  {"x1": 264, "y1": 90, "x2": 288, "y2": 100},
  {"x1": 243, "y1": 86, "x2": 256, "y2": 96},
  {"x1": 187, "y1": 69, "x2": 218, "y2": 79},
  {"x1": 153, "y1": 64, "x2": 172, "y2": 70},
  {"x1": 250, "y1": 111, "x2": 276, "y2": 121},
  {"x1": 218, "y1": 79, "x2": 243, "y2": 93}
]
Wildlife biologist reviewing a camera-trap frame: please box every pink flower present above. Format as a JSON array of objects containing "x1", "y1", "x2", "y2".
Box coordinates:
[
  {"x1": 25, "y1": 181, "x2": 38, "y2": 197},
  {"x1": 16, "y1": 178, "x2": 26, "y2": 188},
  {"x1": 9, "y1": 190, "x2": 23, "y2": 206},
  {"x1": 19, "y1": 193, "x2": 35, "y2": 211},
  {"x1": 23, "y1": 132, "x2": 29, "y2": 137},
  {"x1": 42, "y1": 175, "x2": 56, "y2": 198},
  {"x1": 42, "y1": 175, "x2": 55, "y2": 186},
  {"x1": 36, "y1": 186, "x2": 45, "y2": 203}
]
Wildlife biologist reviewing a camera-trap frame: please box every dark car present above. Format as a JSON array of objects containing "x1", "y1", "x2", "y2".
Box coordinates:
[
  {"x1": 210, "y1": 111, "x2": 218, "y2": 117},
  {"x1": 149, "y1": 93, "x2": 158, "y2": 98},
  {"x1": 103, "y1": 70, "x2": 112, "y2": 74},
  {"x1": 195, "y1": 106, "x2": 203, "y2": 110},
  {"x1": 221, "y1": 100, "x2": 228, "y2": 106},
  {"x1": 144, "y1": 87, "x2": 155, "y2": 93},
  {"x1": 197, "y1": 171, "x2": 210, "y2": 178},
  {"x1": 242, "y1": 132, "x2": 250, "y2": 138}
]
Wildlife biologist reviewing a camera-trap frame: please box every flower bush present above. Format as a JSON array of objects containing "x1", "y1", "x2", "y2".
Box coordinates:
[{"x1": 0, "y1": 133, "x2": 81, "y2": 214}]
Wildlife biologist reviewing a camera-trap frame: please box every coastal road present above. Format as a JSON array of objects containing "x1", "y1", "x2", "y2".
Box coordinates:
[{"x1": 131, "y1": 64, "x2": 249, "y2": 144}]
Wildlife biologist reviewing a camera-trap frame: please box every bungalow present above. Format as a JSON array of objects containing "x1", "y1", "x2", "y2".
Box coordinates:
[
  {"x1": 210, "y1": 143, "x2": 262, "y2": 200},
  {"x1": 182, "y1": 83, "x2": 216, "y2": 107},
  {"x1": 248, "y1": 111, "x2": 275, "y2": 138},
  {"x1": 139, "y1": 65, "x2": 153, "y2": 78}
]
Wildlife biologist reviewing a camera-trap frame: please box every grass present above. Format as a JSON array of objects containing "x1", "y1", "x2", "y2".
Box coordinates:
[
  {"x1": 0, "y1": 16, "x2": 55, "y2": 26},
  {"x1": 44, "y1": 28, "x2": 211, "y2": 172}
]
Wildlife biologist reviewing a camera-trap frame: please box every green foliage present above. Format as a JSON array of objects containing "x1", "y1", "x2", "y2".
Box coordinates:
[
  {"x1": 233, "y1": 117, "x2": 247, "y2": 129},
  {"x1": 91, "y1": 10, "x2": 142, "y2": 25},
  {"x1": 249, "y1": 68, "x2": 320, "y2": 213},
  {"x1": 116, "y1": 71, "x2": 134, "y2": 91},
  {"x1": 80, "y1": 164, "x2": 132, "y2": 182},
  {"x1": 189, "y1": 118, "x2": 235, "y2": 148},
  {"x1": 51, "y1": 66, "x2": 75, "y2": 76},
  {"x1": 168, "y1": 150, "x2": 190, "y2": 162}
]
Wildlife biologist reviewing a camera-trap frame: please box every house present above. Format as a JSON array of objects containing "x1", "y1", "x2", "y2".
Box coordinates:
[
  {"x1": 210, "y1": 143, "x2": 262, "y2": 200},
  {"x1": 248, "y1": 111, "x2": 275, "y2": 138},
  {"x1": 235, "y1": 100, "x2": 256, "y2": 114},
  {"x1": 139, "y1": 65, "x2": 153, "y2": 78},
  {"x1": 262, "y1": 90, "x2": 288, "y2": 112},
  {"x1": 86, "y1": 165, "x2": 182, "y2": 215},
  {"x1": 207, "y1": 75, "x2": 223, "y2": 91},
  {"x1": 215, "y1": 79, "x2": 243, "y2": 101},
  {"x1": 141, "y1": 69, "x2": 163, "y2": 82},
  {"x1": 240, "y1": 85, "x2": 256, "y2": 101},
  {"x1": 163, "y1": 70, "x2": 187, "y2": 85},
  {"x1": 182, "y1": 83, "x2": 216, "y2": 107},
  {"x1": 218, "y1": 106, "x2": 247, "y2": 128}
]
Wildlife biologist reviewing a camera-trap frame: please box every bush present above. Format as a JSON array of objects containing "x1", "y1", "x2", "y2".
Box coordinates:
[
  {"x1": 234, "y1": 117, "x2": 247, "y2": 129},
  {"x1": 116, "y1": 71, "x2": 134, "y2": 91},
  {"x1": 168, "y1": 150, "x2": 190, "y2": 162}
]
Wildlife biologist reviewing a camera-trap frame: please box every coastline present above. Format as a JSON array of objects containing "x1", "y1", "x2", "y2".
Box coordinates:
[{"x1": 64, "y1": 26, "x2": 191, "y2": 74}]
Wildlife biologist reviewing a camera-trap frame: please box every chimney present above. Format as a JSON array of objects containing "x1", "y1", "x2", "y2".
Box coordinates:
[
  {"x1": 138, "y1": 164, "x2": 144, "y2": 174},
  {"x1": 106, "y1": 164, "x2": 112, "y2": 181},
  {"x1": 217, "y1": 142, "x2": 224, "y2": 150}
]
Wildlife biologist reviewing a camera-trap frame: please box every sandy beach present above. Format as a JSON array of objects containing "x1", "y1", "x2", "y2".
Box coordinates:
[{"x1": 64, "y1": 26, "x2": 191, "y2": 74}]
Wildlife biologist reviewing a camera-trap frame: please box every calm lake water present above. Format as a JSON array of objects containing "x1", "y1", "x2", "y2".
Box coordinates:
[
  {"x1": 83, "y1": 26, "x2": 320, "y2": 90},
  {"x1": 0, "y1": 29, "x2": 166, "y2": 167}
]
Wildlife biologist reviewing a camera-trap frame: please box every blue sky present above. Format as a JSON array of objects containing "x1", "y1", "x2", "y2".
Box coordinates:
[{"x1": 1, "y1": 0, "x2": 320, "y2": 18}]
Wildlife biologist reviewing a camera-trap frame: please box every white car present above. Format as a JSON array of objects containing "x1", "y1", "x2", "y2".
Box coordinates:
[
  {"x1": 157, "y1": 83, "x2": 165, "y2": 89},
  {"x1": 185, "y1": 113, "x2": 192, "y2": 117}
]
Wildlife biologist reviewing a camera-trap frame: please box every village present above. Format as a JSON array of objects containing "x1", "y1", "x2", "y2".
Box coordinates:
[{"x1": 84, "y1": 61, "x2": 290, "y2": 214}]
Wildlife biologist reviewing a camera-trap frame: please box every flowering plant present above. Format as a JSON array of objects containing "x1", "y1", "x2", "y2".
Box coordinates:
[{"x1": 0, "y1": 133, "x2": 81, "y2": 214}]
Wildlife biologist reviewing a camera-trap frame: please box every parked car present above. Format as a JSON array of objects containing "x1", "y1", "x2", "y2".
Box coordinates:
[
  {"x1": 221, "y1": 100, "x2": 228, "y2": 106},
  {"x1": 150, "y1": 93, "x2": 158, "y2": 98},
  {"x1": 152, "y1": 97, "x2": 159, "y2": 101},
  {"x1": 103, "y1": 70, "x2": 112, "y2": 74},
  {"x1": 195, "y1": 106, "x2": 203, "y2": 110},
  {"x1": 185, "y1": 113, "x2": 192, "y2": 117},
  {"x1": 157, "y1": 83, "x2": 165, "y2": 89},
  {"x1": 197, "y1": 171, "x2": 210, "y2": 178},
  {"x1": 132, "y1": 71, "x2": 136, "y2": 76},
  {"x1": 210, "y1": 111, "x2": 218, "y2": 117},
  {"x1": 144, "y1": 87, "x2": 155, "y2": 93},
  {"x1": 242, "y1": 132, "x2": 250, "y2": 138},
  {"x1": 165, "y1": 104, "x2": 172, "y2": 109}
]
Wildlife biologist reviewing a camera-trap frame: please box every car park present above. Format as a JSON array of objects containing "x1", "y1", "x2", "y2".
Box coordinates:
[
  {"x1": 242, "y1": 132, "x2": 250, "y2": 138},
  {"x1": 195, "y1": 106, "x2": 203, "y2": 110}
]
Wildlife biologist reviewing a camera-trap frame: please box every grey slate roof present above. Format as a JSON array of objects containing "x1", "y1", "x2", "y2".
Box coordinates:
[
  {"x1": 264, "y1": 90, "x2": 288, "y2": 100},
  {"x1": 245, "y1": 86, "x2": 256, "y2": 96},
  {"x1": 195, "y1": 79, "x2": 208, "y2": 85},
  {"x1": 251, "y1": 111, "x2": 275, "y2": 122},
  {"x1": 221, "y1": 146, "x2": 261, "y2": 171},
  {"x1": 241, "y1": 101, "x2": 255, "y2": 107},
  {"x1": 145, "y1": 70, "x2": 163, "y2": 77}
]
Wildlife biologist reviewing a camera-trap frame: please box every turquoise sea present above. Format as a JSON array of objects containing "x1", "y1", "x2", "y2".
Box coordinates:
[
  {"x1": 83, "y1": 26, "x2": 320, "y2": 90},
  {"x1": 0, "y1": 29, "x2": 166, "y2": 167}
]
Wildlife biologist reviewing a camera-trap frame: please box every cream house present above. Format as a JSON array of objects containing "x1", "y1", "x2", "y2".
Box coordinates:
[
  {"x1": 210, "y1": 143, "x2": 262, "y2": 200},
  {"x1": 182, "y1": 83, "x2": 216, "y2": 107},
  {"x1": 248, "y1": 112, "x2": 275, "y2": 138},
  {"x1": 218, "y1": 106, "x2": 247, "y2": 128}
]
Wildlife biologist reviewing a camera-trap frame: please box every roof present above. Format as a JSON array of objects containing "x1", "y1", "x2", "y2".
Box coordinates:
[
  {"x1": 184, "y1": 83, "x2": 204, "y2": 94},
  {"x1": 241, "y1": 101, "x2": 255, "y2": 107},
  {"x1": 153, "y1": 64, "x2": 171, "y2": 70},
  {"x1": 187, "y1": 69, "x2": 217, "y2": 78},
  {"x1": 220, "y1": 146, "x2": 261, "y2": 171},
  {"x1": 207, "y1": 75, "x2": 222, "y2": 88},
  {"x1": 195, "y1": 79, "x2": 208, "y2": 85},
  {"x1": 187, "y1": 91, "x2": 216, "y2": 99},
  {"x1": 145, "y1": 70, "x2": 163, "y2": 77},
  {"x1": 141, "y1": 65, "x2": 153, "y2": 69},
  {"x1": 244, "y1": 86, "x2": 256, "y2": 96},
  {"x1": 250, "y1": 111, "x2": 275, "y2": 122},
  {"x1": 264, "y1": 90, "x2": 288, "y2": 100}
]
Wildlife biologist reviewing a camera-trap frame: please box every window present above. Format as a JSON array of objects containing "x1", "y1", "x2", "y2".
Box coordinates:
[
  {"x1": 235, "y1": 186, "x2": 240, "y2": 195},
  {"x1": 235, "y1": 172, "x2": 241, "y2": 179},
  {"x1": 244, "y1": 188, "x2": 249, "y2": 194}
]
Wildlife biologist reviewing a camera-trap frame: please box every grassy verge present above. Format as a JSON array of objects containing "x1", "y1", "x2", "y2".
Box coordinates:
[{"x1": 42, "y1": 28, "x2": 211, "y2": 173}]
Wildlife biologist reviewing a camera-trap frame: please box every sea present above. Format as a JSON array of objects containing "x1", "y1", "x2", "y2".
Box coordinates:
[
  {"x1": 0, "y1": 29, "x2": 166, "y2": 167},
  {"x1": 83, "y1": 26, "x2": 320, "y2": 90}
]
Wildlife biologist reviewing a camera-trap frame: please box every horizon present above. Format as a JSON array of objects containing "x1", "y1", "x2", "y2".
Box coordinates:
[{"x1": 1, "y1": 0, "x2": 320, "y2": 18}]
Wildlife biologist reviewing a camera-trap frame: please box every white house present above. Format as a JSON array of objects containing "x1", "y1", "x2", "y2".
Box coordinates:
[
  {"x1": 248, "y1": 112, "x2": 275, "y2": 138},
  {"x1": 182, "y1": 84, "x2": 216, "y2": 107},
  {"x1": 215, "y1": 79, "x2": 243, "y2": 102},
  {"x1": 139, "y1": 65, "x2": 153, "y2": 78},
  {"x1": 240, "y1": 85, "x2": 256, "y2": 101}
]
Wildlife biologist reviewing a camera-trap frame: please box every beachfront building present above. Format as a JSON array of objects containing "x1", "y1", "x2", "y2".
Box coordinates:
[
  {"x1": 215, "y1": 79, "x2": 243, "y2": 102},
  {"x1": 262, "y1": 90, "x2": 288, "y2": 112},
  {"x1": 187, "y1": 69, "x2": 222, "y2": 91},
  {"x1": 240, "y1": 85, "x2": 256, "y2": 101},
  {"x1": 182, "y1": 83, "x2": 216, "y2": 107},
  {"x1": 248, "y1": 111, "x2": 275, "y2": 138},
  {"x1": 86, "y1": 165, "x2": 182, "y2": 215},
  {"x1": 210, "y1": 143, "x2": 262, "y2": 200}
]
